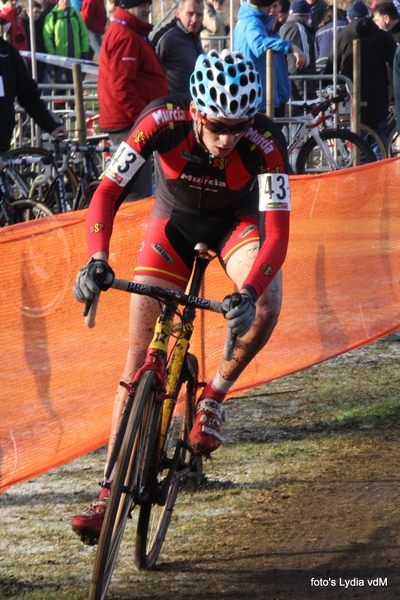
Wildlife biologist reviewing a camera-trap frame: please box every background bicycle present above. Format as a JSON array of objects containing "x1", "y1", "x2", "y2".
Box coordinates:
[
  {"x1": 0, "y1": 157, "x2": 54, "y2": 227},
  {"x1": 275, "y1": 95, "x2": 377, "y2": 174}
]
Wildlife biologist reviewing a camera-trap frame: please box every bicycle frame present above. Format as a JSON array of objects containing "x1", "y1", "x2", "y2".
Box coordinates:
[
  {"x1": 276, "y1": 109, "x2": 341, "y2": 171},
  {"x1": 95, "y1": 244, "x2": 222, "y2": 489}
]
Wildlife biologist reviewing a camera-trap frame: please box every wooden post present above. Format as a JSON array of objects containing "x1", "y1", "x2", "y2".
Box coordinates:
[
  {"x1": 352, "y1": 39, "x2": 361, "y2": 166},
  {"x1": 266, "y1": 49, "x2": 274, "y2": 119},
  {"x1": 72, "y1": 63, "x2": 87, "y2": 145}
]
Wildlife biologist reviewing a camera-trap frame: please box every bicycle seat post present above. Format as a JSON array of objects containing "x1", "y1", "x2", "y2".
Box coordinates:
[{"x1": 189, "y1": 243, "x2": 216, "y2": 298}]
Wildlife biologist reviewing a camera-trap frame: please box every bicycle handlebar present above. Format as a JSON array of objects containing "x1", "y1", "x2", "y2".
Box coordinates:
[{"x1": 83, "y1": 278, "x2": 237, "y2": 361}]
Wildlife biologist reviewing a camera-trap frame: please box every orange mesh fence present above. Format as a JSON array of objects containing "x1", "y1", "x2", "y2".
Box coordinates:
[{"x1": 1, "y1": 158, "x2": 400, "y2": 495}]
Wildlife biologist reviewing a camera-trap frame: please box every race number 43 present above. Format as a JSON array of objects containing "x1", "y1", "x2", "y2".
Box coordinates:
[
  {"x1": 258, "y1": 173, "x2": 291, "y2": 211},
  {"x1": 105, "y1": 142, "x2": 145, "y2": 187}
]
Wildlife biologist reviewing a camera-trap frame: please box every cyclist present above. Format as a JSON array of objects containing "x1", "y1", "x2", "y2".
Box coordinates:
[{"x1": 71, "y1": 49, "x2": 292, "y2": 543}]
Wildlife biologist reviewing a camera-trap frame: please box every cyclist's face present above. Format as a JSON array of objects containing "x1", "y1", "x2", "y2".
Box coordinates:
[
  {"x1": 190, "y1": 102, "x2": 252, "y2": 158},
  {"x1": 176, "y1": 0, "x2": 204, "y2": 34}
]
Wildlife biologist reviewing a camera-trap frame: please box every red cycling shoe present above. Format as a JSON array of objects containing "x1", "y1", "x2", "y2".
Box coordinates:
[
  {"x1": 71, "y1": 497, "x2": 108, "y2": 546},
  {"x1": 189, "y1": 398, "x2": 225, "y2": 456}
]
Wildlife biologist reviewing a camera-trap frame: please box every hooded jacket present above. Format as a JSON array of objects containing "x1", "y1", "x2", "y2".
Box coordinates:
[
  {"x1": 98, "y1": 7, "x2": 168, "y2": 131},
  {"x1": 0, "y1": 6, "x2": 28, "y2": 51},
  {"x1": 324, "y1": 17, "x2": 397, "y2": 123},
  {"x1": 43, "y1": 4, "x2": 89, "y2": 58},
  {"x1": 234, "y1": 1, "x2": 291, "y2": 110}
]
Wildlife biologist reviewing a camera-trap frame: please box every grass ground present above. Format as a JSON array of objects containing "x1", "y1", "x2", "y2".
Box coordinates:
[{"x1": 1, "y1": 332, "x2": 399, "y2": 599}]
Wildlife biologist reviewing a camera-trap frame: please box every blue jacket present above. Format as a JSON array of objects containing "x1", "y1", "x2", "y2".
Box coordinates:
[{"x1": 234, "y1": 1, "x2": 291, "y2": 110}]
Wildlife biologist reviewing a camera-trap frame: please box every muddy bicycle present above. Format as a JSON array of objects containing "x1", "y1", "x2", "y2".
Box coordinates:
[{"x1": 84, "y1": 243, "x2": 237, "y2": 600}]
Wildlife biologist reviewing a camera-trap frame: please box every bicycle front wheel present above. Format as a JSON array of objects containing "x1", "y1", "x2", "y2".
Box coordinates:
[
  {"x1": 135, "y1": 353, "x2": 199, "y2": 570},
  {"x1": 296, "y1": 129, "x2": 377, "y2": 174},
  {"x1": 89, "y1": 371, "x2": 159, "y2": 600}
]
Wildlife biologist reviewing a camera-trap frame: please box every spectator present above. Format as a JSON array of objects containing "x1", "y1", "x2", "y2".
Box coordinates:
[
  {"x1": 22, "y1": 1, "x2": 48, "y2": 83},
  {"x1": 43, "y1": 0, "x2": 89, "y2": 87},
  {"x1": 372, "y1": 1, "x2": 400, "y2": 42},
  {"x1": 200, "y1": 0, "x2": 228, "y2": 53},
  {"x1": 280, "y1": 0, "x2": 318, "y2": 103},
  {"x1": 315, "y1": 6, "x2": 348, "y2": 61},
  {"x1": 305, "y1": 0, "x2": 328, "y2": 31},
  {"x1": 372, "y1": 1, "x2": 400, "y2": 101},
  {"x1": 234, "y1": 0, "x2": 307, "y2": 117},
  {"x1": 271, "y1": 0, "x2": 290, "y2": 32},
  {"x1": 371, "y1": 0, "x2": 400, "y2": 18},
  {"x1": 393, "y1": 43, "x2": 400, "y2": 130},
  {"x1": 80, "y1": 0, "x2": 107, "y2": 59},
  {"x1": 98, "y1": 0, "x2": 168, "y2": 200},
  {"x1": 324, "y1": 0, "x2": 397, "y2": 148},
  {"x1": 0, "y1": 0, "x2": 28, "y2": 51},
  {"x1": 153, "y1": 0, "x2": 204, "y2": 94},
  {"x1": 0, "y1": 27, "x2": 66, "y2": 158}
]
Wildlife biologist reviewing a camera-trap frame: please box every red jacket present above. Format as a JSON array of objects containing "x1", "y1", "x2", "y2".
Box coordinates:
[
  {"x1": 81, "y1": 0, "x2": 107, "y2": 35},
  {"x1": 0, "y1": 6, "x2": 28, "y2": 52},
  {"x1": 98, "y1": 8, "x2": 168, "y2": 131}
]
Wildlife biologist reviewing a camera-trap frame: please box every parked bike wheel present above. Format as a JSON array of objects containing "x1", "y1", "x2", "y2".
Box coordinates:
[
  {"x1": 1, "y1": 198, "x2": 54, "y2": 227},
  {"x1": 89, "y1": 371, "x2": 159, "y2": 600},
  {"x1": 7, "y1": 147, "x2": 78, "y2": 212},
  {"x1": 135, "y1": 353, "x2": 199, "y2": 570},
  {"x1": 338, "y1": 121, "x2": 387, "y2": 160},
  {"x1": 296, "y1": 129, "x2": 377, "y2": 174}
]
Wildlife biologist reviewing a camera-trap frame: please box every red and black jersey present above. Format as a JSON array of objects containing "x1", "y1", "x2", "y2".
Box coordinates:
[{"x1": 86, "y1": 93, "x2": 292, "y2": 299}]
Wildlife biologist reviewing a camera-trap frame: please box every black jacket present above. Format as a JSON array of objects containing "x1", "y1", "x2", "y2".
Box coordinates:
[
  {"x1": 0, "y1": 37, "x2": 59, "y2": 153},
  {"x1": 324, "y1": 17, "x2": 397, "y2": 123}
]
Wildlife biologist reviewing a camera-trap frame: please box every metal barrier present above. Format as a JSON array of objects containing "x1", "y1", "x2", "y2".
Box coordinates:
[{"x1": 12, "y1": 79, "x2": 100, "y2": 148}]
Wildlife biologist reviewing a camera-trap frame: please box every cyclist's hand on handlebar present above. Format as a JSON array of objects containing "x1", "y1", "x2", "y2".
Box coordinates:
[
  {"x1": 72, "y1": 258, "x2": 115, "y2": 303},
  {"x1": 221, "y1": 292, "x2": 256, "y2": 338}
]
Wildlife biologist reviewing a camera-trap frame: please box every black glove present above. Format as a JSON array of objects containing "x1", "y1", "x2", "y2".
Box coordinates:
[
  {"x1": 221, "y1": 293, "x2": 256, "y2": 338},
  {"x1": 72, "y1": 259, "x2": 115, "y2": 303}
]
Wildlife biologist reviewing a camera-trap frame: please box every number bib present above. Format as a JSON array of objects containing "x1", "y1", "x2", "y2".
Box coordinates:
[
  {"x1": 105, "y1": 142, "x2": 145, "y2": 187},
  {"x1": 258, "y1": 173, "x2": 291, "y2": 211}
]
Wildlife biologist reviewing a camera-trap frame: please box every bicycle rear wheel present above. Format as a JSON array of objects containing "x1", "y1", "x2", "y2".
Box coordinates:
[
  {"x1": 135, "y1": 353, "x2": 199, "y2": 570},
  {"x1": 89, "y1": 371, "x2": 160, "y2": 600},
  {"x1": 1, "y1": 199, "x2": 53, "y2": 227},
  {"x1": 296, "y1": 129, "x2": 377, "y2": 174}
]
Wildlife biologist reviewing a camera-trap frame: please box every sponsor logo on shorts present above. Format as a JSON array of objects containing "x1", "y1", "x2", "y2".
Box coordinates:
[
  {"x1": 151, "y1": 243, "x2": 174, "y2": 264},
  {"x1": 89, "y1": 222, "x2": 105, "y2": 234},
  {"x1": 245, "y1": 127, "x2": 274, "y2": 155},
  {"x1": 152, "y1": 104, "x2": 186, "y2": 126},
  {"x1": 238, "y1": 224, "x2": 257, "y2": 239},
  {"x1": 260, "y1": 263, "x2": 273, "y2": 277}
]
